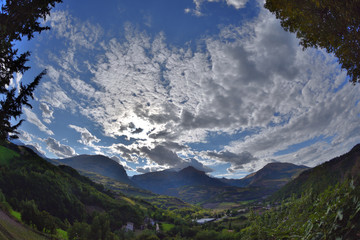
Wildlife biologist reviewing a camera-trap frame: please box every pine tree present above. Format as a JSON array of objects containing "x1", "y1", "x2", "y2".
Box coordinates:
[{"x1": 0, "y1": 0, "x2": 62, "y2": 140}]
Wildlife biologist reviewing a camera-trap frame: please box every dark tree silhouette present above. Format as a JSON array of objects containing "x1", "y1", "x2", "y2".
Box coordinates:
[
  {"x1": 0, "y1": 0, "x2": 62, "y2": 140},
  {"x1": 265, "y1": 0, "x2": 360, "y2": 84}
]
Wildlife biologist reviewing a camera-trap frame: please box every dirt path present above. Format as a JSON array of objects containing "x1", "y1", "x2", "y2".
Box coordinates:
[
  {"x1": 0, "y1": 209, "x2": 51, "y2": 240},
  {"x1": 0, "y1": 210, "x2": 19, "y2": 240}
]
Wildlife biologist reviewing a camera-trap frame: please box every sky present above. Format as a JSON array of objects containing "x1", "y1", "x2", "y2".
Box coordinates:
[{"x1": 12, "y1": 0, "x2": 360, "y2": 178}]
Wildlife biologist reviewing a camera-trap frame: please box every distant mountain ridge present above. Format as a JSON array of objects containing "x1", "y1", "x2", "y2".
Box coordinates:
[
  {"x1": 221, "y1": 162, "x2": 308, "y2": 189},
  {"x1": 52, "y1": 152, "x2": 309, "y2": 206},
  {"x1": 272, "y1": 144, "x2": 360, "y2": 200},
  {"x1": 132, "y1": 166, "x2": 227, "y2": 195},
  {"x1": 54, "y1": 154, "x2": 134, "y2": 185},
  {"x1": 131, "y1": 163, "x2": 307, "y2": 206}
]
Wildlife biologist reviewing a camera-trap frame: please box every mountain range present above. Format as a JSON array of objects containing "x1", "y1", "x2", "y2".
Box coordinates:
[
  {"x1": 1, "y1": 141, "x2": 360, "y2": 238},
  {"x1": 45, "y1": 143, "x2": 360, "y2": 207},
  {"x1": 50, "y1": 153, "x2": 308, "y2": 206}
]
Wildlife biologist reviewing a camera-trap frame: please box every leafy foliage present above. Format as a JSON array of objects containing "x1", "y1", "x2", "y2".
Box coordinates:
[
  {"x1": 0, "y1": 0, "x2": 62, "y2": 140},
  {"x1": 241, "y1": 180, "x2": 360, "y2": 239},
  {"x1": 264, "y1": 0, "x2": 360, "y2": 84},
  {"x1": 20, "y1": 199, "x2": 56, "y2": 234}
]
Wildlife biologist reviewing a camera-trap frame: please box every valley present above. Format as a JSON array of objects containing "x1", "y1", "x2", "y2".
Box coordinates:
[
  {"x1": 1, "y1": 141, "x2": 359, "y2": 239},
  {"x1": 53, "y1": 153, "x2": 308, "y2": 209}
]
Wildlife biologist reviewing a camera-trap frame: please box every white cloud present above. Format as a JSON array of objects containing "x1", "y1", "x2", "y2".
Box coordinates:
[
  {"x1": 18, "y1": 130, "x2": 32, "y2": 142},
  {"x1": 45, "y1": 137, "x2": 76, "y2": 158},
  {"x1": 46, "y1": 11, "x2": 103, "y2": 49},
  {"x1": 219, "y1": 10, "x2": 360, "y2": 171},
  {"x1": 186, "y1": 0, "x2": 249, "y2": 16},
  {"x1": 205, "y1": 150, "x2": 258, "y2": 172},
  {"x1": 225, "y1": 0, "x2": 248, "y2": 9},
  {"x1": 35, "y1": 7, "x2": 360, "y2": 174},
  {"x1": 110, "y1": 156, "x2": 135, "y2": 171},
  {"x1": 40, "y1": 81, "x2": 73, "y2": 110},
  {"x1": 23, "y1": 108, "x2": 54, "y2": 136},
  {"x1": 27, "y1": 142, "x2": 47, "y2": 157},
  {"x1": 39, "y1": 102, "x2": 54, "y2": 124},
  {"x1": 69, "y1": 124, "x2": 101, "y2": 146}
]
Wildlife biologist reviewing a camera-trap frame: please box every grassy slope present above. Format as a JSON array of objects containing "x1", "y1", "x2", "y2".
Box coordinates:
[
  {"x1": 0, "y1": 209, "x2": 52, "y2": 240},
  {"x1": 0, "y1": 146, "x2": 19, "y2": 165}
]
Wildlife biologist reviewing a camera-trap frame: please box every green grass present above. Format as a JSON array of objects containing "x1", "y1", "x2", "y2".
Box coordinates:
[
  {"x1": 0, "y1": 146, "x2": 19, "y2": 165},
  {"x1": 161, "y1": 223, "x2": 175, "y2": 232},
  {"x1": 121, "y1": 196, "x2": 136, "y2": 206},
  {"x1": 56, "y1": 228, "x2": 68, "y2": 240},
  {"x1": 10, "y1": 209, "x2": 21, "y2": 221}
]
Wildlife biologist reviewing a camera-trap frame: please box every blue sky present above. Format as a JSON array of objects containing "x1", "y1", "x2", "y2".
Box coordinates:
[{"x1": 14, "y1": 0, "x2": 360, "y2": 178}]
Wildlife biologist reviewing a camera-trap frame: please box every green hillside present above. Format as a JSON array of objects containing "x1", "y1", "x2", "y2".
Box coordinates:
[
  {"x1": 271, "y1": 144, "x2": 360, "y2": 201},
  {"x1": 0, "y1": 146, "x2": 19, "y2": 165},
  {"x1": 240, "y1": 180, "x2": 360, "y2": 239},
  {"x1": 0, "y1": 142, "x2": 144, "y2": 238}
]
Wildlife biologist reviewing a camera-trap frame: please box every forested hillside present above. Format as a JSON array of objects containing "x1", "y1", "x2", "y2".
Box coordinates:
[
  {"x1": 271, "y1": 144, "x2": 360, "y2": 200},
  {"x1": 0, "y1": 142, "x2": 144, "y2": 239}
]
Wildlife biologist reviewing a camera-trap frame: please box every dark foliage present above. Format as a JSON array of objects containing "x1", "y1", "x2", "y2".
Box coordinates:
[
  {"x1": 265, "y1": 0, "x2": 360, "y2": 84},
  {"x1": 0, "y1": 0, "x2": 62, "y2": 140}
]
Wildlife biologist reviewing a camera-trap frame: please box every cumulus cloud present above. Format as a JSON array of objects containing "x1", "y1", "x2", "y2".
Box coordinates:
[
  {"x1": 205, "y1": 150, "x2": 258, "y2": 172},
  {"x1": 136, "y1": 166, "x2": 164, "y2": 174},
  {"x1": 39, "y1": 102, "x2": 54, "y2": 124},
  {"x1": 219, "y1": 10, "x2": 360, "y2": 170},
  {"x1": 35, "y1": 6, "x2": 360, "y2": 174},
  {"x1": 40, "y1": 81, "x2": 73, "y2": 110},
  {"x1": 45, "y1": 137, "x2": 76, "y2": 158},
  {"x1": 46, "y1": 11, "x2": 103, "y2": 49},
  {"x1": 18, "y1": 130, "x2": 32, "y2": 142},
  {"x1": 111, "y1": 144, "x2": 141, "y2": 163},
  {"x1": 186, "y1": 0, "x2": 249, "y2": 16},
  {"x1": 23, "y1": 108, "x2": 54, "y2": 136},
  {"x1": 69, "y1": 124, "x2": 100, "y2": 146},
  {"x1": 140, "y1": 145, "x2": 184, "y2": 166}
]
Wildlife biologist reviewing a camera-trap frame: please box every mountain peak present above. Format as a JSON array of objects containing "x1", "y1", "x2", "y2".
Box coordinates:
[
  {"x1": 55, "y1": 154, "x2": 133, "y2": 185},
  {"x1": 221, "y1": 162, "x2": 308, "y2": 189},
  {"x1": 349, "y1": 143, "x2": 360, "y2": 153},
  {"x1": 262, "y1": 162, "x2": 308, "y2": 170},
  {"x1": 179, "y1": 166, "x2": 204, "y2": 174}
]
